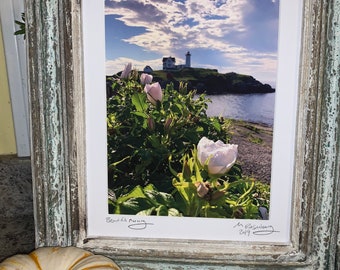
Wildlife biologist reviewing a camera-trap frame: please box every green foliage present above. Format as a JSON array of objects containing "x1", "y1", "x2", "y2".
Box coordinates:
[
  {"x1": 109, "y1": 184, "x2": 181, "y2": 216},
  {"x1": 14, "y1": 13, "x2": 26, "y2": 39},
  {"x1": 248, "y1": 134, "x2": 263, "y2": 144},
  {"x1": 107, "y1": 70, "x2": 270, "y2": 219},
  {"x1": 109, "y1": 149, "x2": 270, "y2": 219},
  {"x1": 107, "y1": 74, "x2": 230, "y2": 196},
  {"x1": 152, "y1": 67, "x2": 219, "y2": 82}
]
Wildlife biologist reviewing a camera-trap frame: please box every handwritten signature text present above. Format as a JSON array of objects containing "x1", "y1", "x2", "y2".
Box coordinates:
[
  {"x1": 106, "y1": 216, "x2": 154, "y2": 230},
  {"x1": 233, "y1": 221, "x2": 279, "y2": 237}
]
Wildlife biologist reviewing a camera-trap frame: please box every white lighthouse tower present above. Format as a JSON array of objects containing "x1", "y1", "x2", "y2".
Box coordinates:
[{"x1": 185, "y1": 51, "x2": 191, "y2": 67}]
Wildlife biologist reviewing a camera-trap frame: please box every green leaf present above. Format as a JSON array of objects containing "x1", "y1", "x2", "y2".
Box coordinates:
[
  {"x1": 116, "y1": 185, "x2": 147, "y2": 204},
  {"x1": 131, "y1": 111, "x2": 148, "y2": 118},
  {"x1": 147, "y1": 134, "x2": 161, "y2": 148},
  {"x1": 132, "y1": 92, "x2": 148, "y2": 112},
  {"x1": 243, "y1": 203, "x2": 260, "y2": 219},
  {"x1": 144, "y1": 184, "x2": 157, "y2": 191},
  {"x1": 113, "y1": 184, "x2": 183, "y2": 216},
  {"x1": 168, "y1": 208, "x2": 182, "y2": 216},
  {"x1": 115, "y1": 198, "x2": 147, "y2": 214},
  {"x1": 237, "y1": 180, "x2": 255, "y2": 203},
  {"x1": 201, "y1": 204, "x2": 226, "y2": 218},
  {"x1": 173, "y1": 181, "x2": 201, "y2": 216},
  {"x1": 156, "y1": 205, "x2": 169, "y2": 216},
  {"x1": 145, "y1": 189, "x2": 175, "y2": 206},
  {"x1": 211, "y1": 118, "x2": 221, "y2": 132},
  {"x1": 168, "y1": 156, "x2": 180, "y2": 177},
  {"x1": 137, "y1": 207, "x2": 156, "y2": 215},
  {"x1": 108, "y1": 156, "x2": 130, "y2": 168}
]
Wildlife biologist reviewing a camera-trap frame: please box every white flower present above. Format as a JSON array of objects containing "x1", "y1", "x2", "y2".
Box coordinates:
[
  {"x1": 140, "y1": 73, "x2": 153, "y2": 85},
  {"x1": 144, "y1": 82, "x2": 163, "y2": 105},
  {"x1": 120, "y1": 63, "x2": 132, "y2": 79},
  {"x1": 197, "y1": 137, "x2": 238, "y2": 176}
]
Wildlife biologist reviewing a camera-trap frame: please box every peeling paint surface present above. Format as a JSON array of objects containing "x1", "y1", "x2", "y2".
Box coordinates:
[{"x1": 312, "y1": 0, "x2": 340, "y2": 268}]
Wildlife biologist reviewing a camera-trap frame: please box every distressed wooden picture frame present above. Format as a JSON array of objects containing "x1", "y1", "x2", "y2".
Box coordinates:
[{"x1": 26, "y1": 0, "x2": 340, "y2": 269}]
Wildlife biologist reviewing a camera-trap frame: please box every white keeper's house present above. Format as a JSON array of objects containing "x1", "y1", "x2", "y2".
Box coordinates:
[{"x1": 162, "y1": 51, "x2": 191, "y2": 70}]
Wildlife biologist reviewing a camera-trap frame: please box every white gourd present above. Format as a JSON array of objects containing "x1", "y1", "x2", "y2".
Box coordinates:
[{"x1": 0, "y1": 247, "x2": 120, "y2": 270}]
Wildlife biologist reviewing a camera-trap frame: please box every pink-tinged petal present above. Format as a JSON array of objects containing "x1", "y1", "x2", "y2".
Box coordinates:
[
  {"x1": 197, "y1": 137, "x2": 238, "y2": 176},
  {"x1": 120, "y1": 63, "x2": 132, "y2": 79},
  {"x1": 144, "y1": 82, "x2": 163, "y2": 105},
  {"x1": 140, "y1": 73, "x2": 153, "y2": 84}
]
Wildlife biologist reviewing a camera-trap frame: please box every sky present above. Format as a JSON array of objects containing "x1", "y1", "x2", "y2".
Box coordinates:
[{"x1": 105, "y1": 0, "x2": 280, "y2": 86}]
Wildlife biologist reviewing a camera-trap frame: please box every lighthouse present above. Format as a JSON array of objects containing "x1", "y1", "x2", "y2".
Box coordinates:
[{"x1": 185, "y1": 51, "x2": 191, "y2": 67}]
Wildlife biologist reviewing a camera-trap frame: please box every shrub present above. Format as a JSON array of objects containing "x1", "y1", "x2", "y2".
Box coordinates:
[
  {"x1": 107, "y1": 65, "x2": 270, "y2": 219},
  {"x1": 107, "y1": 69, "x2": 230, "y2": 196}
]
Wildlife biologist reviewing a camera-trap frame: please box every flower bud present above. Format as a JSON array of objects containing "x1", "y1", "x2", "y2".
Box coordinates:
[
  {"x1": 195, "y1": 182, "x2": 210, "y2": 198},
  {"x1": 120, "y1": 63, "x2": 132, "y2": 79},
  {"x1": 144, "y1": 82, "x2": 163, "y2": 105},
  {"x1": 233, "y1": 207, "x2": 244, "y2": 219},
  {"x1": 182, "y1": 161, "x2": 191, "y2": 180},
  {"x1": 140, "y1": 73, "x2": 153, "y2": 85},
  {"x1": 164, "y1": 118, "x2": 173, "y2": 132},
  {"x1": 147, "y1": 117, "x2": 155, "y2": 131}
]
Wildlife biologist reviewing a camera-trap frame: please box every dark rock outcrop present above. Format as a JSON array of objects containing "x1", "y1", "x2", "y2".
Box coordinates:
[
  {"x1": 153, "y1": 69, "x2": 275, "y2": 94},
  {"x1": 107, "y1": 68, "x2": 275, "y2": 95}
]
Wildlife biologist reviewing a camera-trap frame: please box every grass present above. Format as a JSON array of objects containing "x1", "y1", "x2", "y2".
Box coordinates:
[
  {"x1": 229, "y1": 119, "x2": 272, "y2": 146},
  {"x1": 152, "y1": 67, "x2": 220, "y2": 82},
  {"x1": 248, "y1": 134, "x2": 264, "y2": 144}
]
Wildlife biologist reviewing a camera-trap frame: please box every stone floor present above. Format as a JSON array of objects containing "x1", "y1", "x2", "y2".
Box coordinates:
[{"x1": 0, "y1": 156, "x2": 35, "y2": 261}]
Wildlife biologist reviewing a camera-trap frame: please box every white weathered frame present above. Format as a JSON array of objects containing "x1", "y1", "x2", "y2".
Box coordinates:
[{"x1": 26, "y1": 0, "x2": 340, "y2": 269}]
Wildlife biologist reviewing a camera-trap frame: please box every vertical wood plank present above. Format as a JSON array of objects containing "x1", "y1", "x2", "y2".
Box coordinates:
[
  {"x1": 26, "y1": 0, "x2": 83, "y2": 247},
  {"x1": 312, "y1": 0, "x2": 340, "y2": 268}
]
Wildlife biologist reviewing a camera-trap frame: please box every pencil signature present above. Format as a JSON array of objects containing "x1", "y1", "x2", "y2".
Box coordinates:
[
  {"x1": 128, "y1": 221, "x2": 154, "y2": 230},
  {"x1": 233, "y1": 221, "x2": 279, "y2": 237},
  {"x1": 106, "y1": 216, "x2": 154, "y2": 230}
]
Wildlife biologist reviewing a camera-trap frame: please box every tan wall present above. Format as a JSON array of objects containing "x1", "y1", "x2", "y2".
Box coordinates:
[{"x1": 0, "y1": 24, "x2": 17, "y2": 155}]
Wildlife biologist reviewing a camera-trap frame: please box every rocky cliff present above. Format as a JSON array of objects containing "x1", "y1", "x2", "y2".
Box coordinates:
[{"x1": 152, "y1": 68, "x2": 275, "y2": 94}]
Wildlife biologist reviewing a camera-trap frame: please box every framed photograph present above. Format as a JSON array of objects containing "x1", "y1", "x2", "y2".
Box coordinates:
[
  {"x1": 26, "y1": 0, "x2": 340, "y2": 268},
  {"x1": 84, "y1": 0, "x2": 301, "y2": 243}
]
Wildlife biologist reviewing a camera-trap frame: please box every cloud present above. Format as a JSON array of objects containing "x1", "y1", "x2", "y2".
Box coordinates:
[
  {"x1": 106, "y1": 57, "x2": 163, "y2": 75},
  {"x1": 105, "y1": 0, "x2": 279, "y2": 83},
  {"x1": 105, "y1": 0, "x2": 250, "y2": 54},
  {"x1": 219, "y1": 51, "x2": 278, "y2": 86}
]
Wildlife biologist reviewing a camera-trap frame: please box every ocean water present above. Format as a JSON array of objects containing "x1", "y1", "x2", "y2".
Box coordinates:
[{"x1": 204, "y1": 93, "x2": 275, "y2": 126}]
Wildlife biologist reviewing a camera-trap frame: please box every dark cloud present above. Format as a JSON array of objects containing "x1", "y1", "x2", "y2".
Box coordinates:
[{"x1": 105, "y1": 0, "x2": 166, "y2": 24}]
